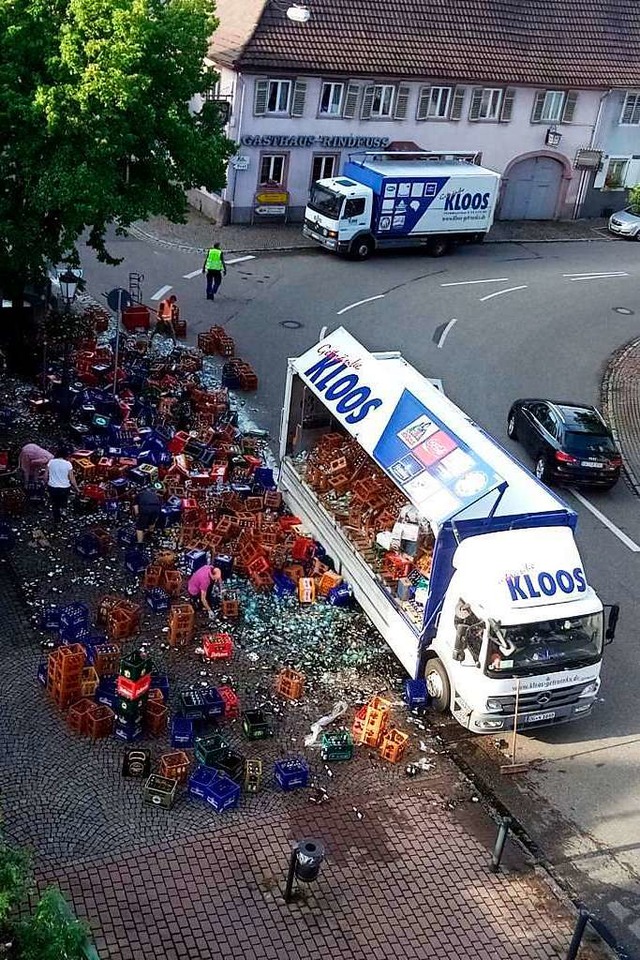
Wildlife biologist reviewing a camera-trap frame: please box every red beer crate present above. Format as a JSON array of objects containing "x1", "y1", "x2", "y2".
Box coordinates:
[{"x1": 202, "y1": 633, "x2": 233, "y2": 661}]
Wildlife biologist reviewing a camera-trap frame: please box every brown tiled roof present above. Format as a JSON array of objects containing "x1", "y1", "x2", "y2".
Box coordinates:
[{"x1": 217, "y1": 0, "x2": 640, "y2": 88}]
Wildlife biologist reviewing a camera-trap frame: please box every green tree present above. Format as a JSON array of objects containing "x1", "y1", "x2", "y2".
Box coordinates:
[
  {"x1": 628, "y1": 183, "x2": 640, "y2": 213},
  {"x1": 0, "y1": 0, "x2": 235, "y2": 303}
]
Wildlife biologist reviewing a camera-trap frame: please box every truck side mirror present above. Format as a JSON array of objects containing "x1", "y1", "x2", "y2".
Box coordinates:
[{"x1": 605, "y1": 603, "x2": 620, "y2": 643}]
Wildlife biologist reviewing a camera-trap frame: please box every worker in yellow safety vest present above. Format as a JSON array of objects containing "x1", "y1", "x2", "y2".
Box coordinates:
[{"x1": 202, "y1": 243, "x2": 227, "y2": 300}]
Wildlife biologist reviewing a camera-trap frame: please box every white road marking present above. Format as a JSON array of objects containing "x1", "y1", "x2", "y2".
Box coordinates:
[
  {"x1": 563, "y1": 271, "x2": 628, "y2": 278},
  {"x1": 441, "y1": 277, "x2": 509, "y2": 287},
  {"x1": 182, "y1": 269, "x2": 202, "y2": 279},
  {"x1": 226, "y1": 255, "x2": 256, "y2": 265},
  {"x1": 568, "y1": 274, "x2": 629, "y2": 282},
  {"x1": 571, "y1": 490, "x2": 640, "y2": 553},
  {"x1": 336, "y1": 294, "x2": 386, "y2": 315},
  {"x1": 150, "y1": 284, "x2": 172, "y2": 300},
  {"x1": 437, "y1": 318, "x2": 458, "y2": 348},
  {"x1": 318, "y1": 325, "x2": 328, "y2": 341},
  {"x1": 479, "y1": 285, "x2": 528, "y2": 302}
]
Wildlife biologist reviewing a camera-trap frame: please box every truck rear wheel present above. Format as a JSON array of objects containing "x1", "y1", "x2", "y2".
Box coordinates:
[
  {"x1": 425, "y1": 658, "x2": 451, "y2": 713},
  {"x1": 350, "y1": 236, "x2": 374, "y2": 261},
  {"x1": 427, "y1": 237, "x2": 450, "y2": 258}
]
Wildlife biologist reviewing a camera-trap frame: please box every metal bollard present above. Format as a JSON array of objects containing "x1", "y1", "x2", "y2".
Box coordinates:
[
  {"x1": 489, "y1": 816, "x2": 512, "y2": 873},
  {"x1": 566, "y1": 910, "x2": 591, "y2": 960}
]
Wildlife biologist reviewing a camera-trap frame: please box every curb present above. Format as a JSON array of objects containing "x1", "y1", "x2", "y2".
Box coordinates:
[
  {"x1": 601, "y1": 335, "x2": 640, "y2": 498},
  {"x1": 128, "y1": 222, "x2": 613, "y2": 257}
]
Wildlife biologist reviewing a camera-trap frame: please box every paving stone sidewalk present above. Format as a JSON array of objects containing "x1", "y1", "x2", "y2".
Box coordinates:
[
  {"x1": 130, "y1": 210, "x2": 611, "y2": 255},
  {"x1": 603, "y1": 337, "x2": 640, "y2": 496}
]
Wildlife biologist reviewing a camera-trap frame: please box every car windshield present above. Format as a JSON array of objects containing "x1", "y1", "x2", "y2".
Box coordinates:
[
  {"x1": 564, "y1": 432, "x2": 615, "y2": 456},
  {"x1": 485, "y1": 613, "x2": 603, "y2": 677},
  {"x1": 625, "y1": 205, "x2": 640, "y2": 217},
  {"x1": 308, "y1": 184, "x2": 344, "y2": 219}
]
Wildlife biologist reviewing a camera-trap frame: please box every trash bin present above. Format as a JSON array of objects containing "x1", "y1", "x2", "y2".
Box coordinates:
[{"x1": 294, "y1": 839, "x2": 325, "y2": 882}]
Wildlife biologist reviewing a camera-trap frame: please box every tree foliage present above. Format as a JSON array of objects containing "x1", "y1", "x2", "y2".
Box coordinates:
[
  {"x1": 628, "y1": 183, "x2": 640, "y2": 213},
  {"x1": 0, "y1": 0, "x2": 235, "y2": 291}
]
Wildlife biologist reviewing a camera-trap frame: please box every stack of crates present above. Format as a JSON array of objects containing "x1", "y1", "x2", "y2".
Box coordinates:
[
  {"x1": 47, "y1": 644, "x2": 86, "y2": 709},
  {"x1": 107, "y1": 600, "x2": 141, "y2": 642},
  {"x1": 275, "y1": 668, "x2": 305, "y2": 701},
  {"x1": 114, "y1": 651, "x2": 153, "y2": 742},
  {"x1": 168, "y1": 603, "x2": 194, "y2": 648},
  {"x1": 220, "y1": 593, "x2": 240, "y2": 620},
  {"x1": 378, "y1": 728, "x2": 409, "y2": 764},
  {"x1": 352, "y1": 695, "x2": 391, "y2": 748}
]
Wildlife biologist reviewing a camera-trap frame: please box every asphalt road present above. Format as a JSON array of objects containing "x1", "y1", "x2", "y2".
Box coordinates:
[{"x1": 81, "y1": 230, "x2": 640, "y2": 952}]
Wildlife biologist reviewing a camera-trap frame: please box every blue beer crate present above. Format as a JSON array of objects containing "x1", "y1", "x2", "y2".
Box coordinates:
[
  {"x1": 113, "y1": 724, "x2": 143, "y2": 743},
  {"x1": 128, "y1": 467, "x2": 148, "y2": 486},
  {"x1": 404, "y1": 679, "x2": 429, "y2": 711},
  {"x1": 188, "y1": 765, "x2": 217, "y2": 801},
  {"x1": 327, "y1": 584, "x2": 353, "y2": 607},
  {"x1": 171, "y1": 716, "x2": 195, "y2": 748},
  {"x1": 202, "y1": 687, "x2": 225, "y2": 718},
  {"x1": 183, "y1": 549, "x2": 208, "y2": 577},
  {"x1": 273, "y1": 572, "x2": 296, "y2": 597},
  {"x1": 254, "y1": 467, "x2": 275, "y2": 490},
  {"x1": 40, "y1": 604, "x2": 62, "y2": 631},
  {"x1": 59, "y1": 602, "x2": 90, "y2": 633},
  {"x1": 213, "y1": 554, "x2": 233, "y2": 580},
  {"x1": 0, "y1": 523, "x2": 16, "y2": 549},
  {"x1": 117, "y1": 524, "x2": 136, "y2": 546},
  {"x1": 204, "y1": 772, "x2": 241, "y2": 813},
  {"x1": 274, "y1": 757, "x2": 309, "y2": 792},
  {"x1": 145, "y1": 588, "x2": 171, "y2": 613},
  {"x1": 150, "y1": 673, "x2": 170, "y2": 699},
  {"x1": 124, "y1": 547, "x2": 150, "y2": 574},
  {"x1": 96, "y1": 677, "x2": 117, "y2": 709}
]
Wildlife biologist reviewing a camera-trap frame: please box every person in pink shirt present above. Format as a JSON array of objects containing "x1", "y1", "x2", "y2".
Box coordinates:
[
  {"x1": 187, "y1": 564, "x2": 222, "y2": 617},
  {"x1": 19, "y1": 443, "x2": 54, "y2": 484}
]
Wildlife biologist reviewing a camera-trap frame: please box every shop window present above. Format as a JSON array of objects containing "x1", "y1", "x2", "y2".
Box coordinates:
[
  {"x1": 319, "y1": 82, "x2": 344, "y2": 116},
  {"x1": 259, "y1": 154, "x2": 286, "y2": 186},
  {"x1": 620, "y1": 91, "x2": 640, "y2": 125},
  {"x1": 311, "y1": 154, "x2": 338, "y2": 183}
]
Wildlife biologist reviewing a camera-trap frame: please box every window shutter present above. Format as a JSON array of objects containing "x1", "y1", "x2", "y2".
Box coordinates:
[
  {"x1": 394, "y1": 85, "x2": 411, "y2": 120},
  {"x1": 500, "y1": 88, "x2": 515, "y2": 122},
  {"x1": 450, "y1": 86, "x2": 465, "y2": 120},
  {"x1": 562, "y1": 90, "x2": 578, "y2": 123},
  {"x1": 468, "y1": 87, "x2": 483, "y2": 121},
  {"x1": 619, "y1": 93, "x2": 633, "y2": 124},
  {"x1": 291, "y1": 79, "x2": 307, "y2": 117},
  {"x1": 254, "y1": 80, "x2": 268, "y2": 116},
  {"x1": 416, "y1": 86, "x2": 431, "y2": 121},
  {"x1": 531, "y1": 91, "x2": 546, "y2": 123},
  {"x1": 361, "y1": 84, "x2": 375, "y2": 119},
  {"x1": 593, "y1": 157, "x2": 608, "y2": 190},
  {"x1": 624, "y1": 158, "x2": 640, "y2": 187},
  {"x1": 342, "y1": 82, "x2": 359, "y2": 118}
]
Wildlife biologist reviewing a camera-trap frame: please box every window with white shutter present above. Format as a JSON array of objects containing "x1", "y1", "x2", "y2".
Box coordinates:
[
  {"x1": 450, "y1": 86, "x2": 465, "y2": 120},
  {"x1": 362, "y1": 84, "x2": 395, "y2": 119},
  {"x1": 360, "y1": 85, "x2": 375, "y2": 119},
  {"x1": 291, "y1": 80, "x2": 307, "y2": 117},
  {"x1": 469, "y1": 87, "x2": 503, "y2": 121},
  {"x1": 416, "y1": 86, "x2": 431, "y2": 121},
  {"x1": 342, "y1": 83, "x2": 359, "y2": 118},
  {"x1": 394, "y1": 85, "x2": 411, "y2": 120},
  {"x1": 319, "y1": 82, "x2": 345, "y2": 116},
  {"x1": 254, "y1": 80, "x2": 269, "y2": 116},
  {"x1": 561, "y1": 91, "x2": 577, "y2": 123},
  {"x1": 265, "y1": 79, "x2": 292, "y2": 114},
  {"x1": 620, "y1": 91, "x2": 640, "y2": 125},
  {"x1": 500, "y1": 89, "x2": 515, "y2": 122}
]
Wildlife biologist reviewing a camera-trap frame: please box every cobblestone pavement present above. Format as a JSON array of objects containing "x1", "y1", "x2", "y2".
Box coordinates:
[
  {"x1": 603, "y1": 337, "x2": 640, "y2": 497},
  {"x1": 130, "y1": 210, "x2": 612, "y2": 255},
  {"x1": 0, "y1": 378, "x2": 610, "y2": 959}
]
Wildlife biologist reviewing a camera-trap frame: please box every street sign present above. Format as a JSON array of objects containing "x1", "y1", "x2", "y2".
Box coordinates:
[
  {"x1": 231, "y1": 156, "x2": 249, "y2": 170},
  {"x1": 255, "y1": 191, "x2": 289, "y2": 205},
  {"x1": 106, "y1": 287, "x2": 132, "y2": 312},
  {"x1": 254, "y1": 205, "x2": 287, "y2": 216}
]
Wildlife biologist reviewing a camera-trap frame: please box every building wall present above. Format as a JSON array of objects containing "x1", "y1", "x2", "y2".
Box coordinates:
[
  {"x1": 194, "y1": 71, "x2": 606, "y2": 224},
  {"x1": 581, "y1": 89, "x2": 640, "y2": 218}
]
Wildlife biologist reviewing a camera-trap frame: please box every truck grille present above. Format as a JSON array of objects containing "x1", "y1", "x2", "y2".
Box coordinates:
[{"x1": 492, "y1": 681, "x2": 592, "y2": 712}]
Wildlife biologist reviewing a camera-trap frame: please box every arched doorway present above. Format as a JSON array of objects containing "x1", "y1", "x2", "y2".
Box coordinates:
[{"x1": 498, "y1": 154, "x2": 566, "y2": 220}]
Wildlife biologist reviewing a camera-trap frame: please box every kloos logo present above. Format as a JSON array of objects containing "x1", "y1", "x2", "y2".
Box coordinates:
[{"x1": 304, "y1": 350, "x2": 383, "y2": 425}]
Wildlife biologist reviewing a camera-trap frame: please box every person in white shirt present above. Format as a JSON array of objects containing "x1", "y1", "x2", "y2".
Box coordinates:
[{"x1": 45, "y1": 445, "x2": 79, "y2": 524}]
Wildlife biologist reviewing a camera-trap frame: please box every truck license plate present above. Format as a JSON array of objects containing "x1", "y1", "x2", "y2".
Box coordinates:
[{"x1": 527, "y1": 711, "x2": 555, "y2": 723}]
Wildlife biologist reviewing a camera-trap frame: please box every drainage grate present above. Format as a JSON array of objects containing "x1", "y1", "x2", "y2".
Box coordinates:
[
  {"x1": 280, "y1": 320, "x2": 304, "y2": 329},
  {"x1": 613, "y1": 307, "x2": 634, "y2": 316}
]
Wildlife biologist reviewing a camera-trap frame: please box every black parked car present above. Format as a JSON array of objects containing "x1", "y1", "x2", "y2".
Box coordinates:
[{"x1": 507, "y1": 400, "x2": 622, "y2": 489}]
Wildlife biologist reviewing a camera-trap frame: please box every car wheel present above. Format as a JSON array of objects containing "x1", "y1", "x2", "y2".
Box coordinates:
[
  {"x1": 600, "y1": 479, "x2": 619, "y2": 490},
  {"x1": 535, "y1": 457, "x2": 550, "y2": 482},
  {"x1": 507, "y1": 412, "x2": 518, "y2": 440},
  {"x1": 350, "y1": 236, "x2": 374, "y2": 261},
  {"x1": 425, "y1": 658, "x2": 451, "y2": 714},
  {"x1": 428, "y1": 237, "x2": 450, "y2": 258},
  {"x1": 635, "y1": 232, "x2": 640, "y2": 241}
]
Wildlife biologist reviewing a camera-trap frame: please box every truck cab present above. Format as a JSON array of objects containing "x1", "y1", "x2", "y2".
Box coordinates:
[
  {"x1": 427, "y1": 526, "x2": 606, "y2": 732},
  {"x1": 303, "y1": 177, "x2": 374, "y2": 258}
]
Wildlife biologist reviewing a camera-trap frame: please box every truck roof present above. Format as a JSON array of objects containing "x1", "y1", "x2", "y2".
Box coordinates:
[
  {"x1": 291, "y1": 328, "x2": 572, "y2": 530},
  {"x1": 346, "y1": 158, "x2": 500, "y2": 180}
]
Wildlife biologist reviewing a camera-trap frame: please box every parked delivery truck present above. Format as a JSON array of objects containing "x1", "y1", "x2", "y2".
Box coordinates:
[
  {"x1": 303, "y1": 151, "x2": 501, "y2": 260},
  {"x1": 279, "y1": 328, "x2": 618, "y2": 733}
]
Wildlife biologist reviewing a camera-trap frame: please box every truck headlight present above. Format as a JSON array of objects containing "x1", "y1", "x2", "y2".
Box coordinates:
[
  {"x1": 578, "y1": 681, "x2": 599, "y2": 698},
  {"x1": 486, "y1": 698, "x2": 503, "y2": 712}
]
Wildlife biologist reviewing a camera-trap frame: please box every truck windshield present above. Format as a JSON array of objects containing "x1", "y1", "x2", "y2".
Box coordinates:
[
  {"x1": 485, "y1": 613, "x2": 603, "y2": 677},
  {"x1": 308, "y1": 184, "x2": 344, "y2": 219}
]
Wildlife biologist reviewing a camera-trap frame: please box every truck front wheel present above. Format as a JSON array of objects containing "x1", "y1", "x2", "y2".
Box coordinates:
[
  {"x1": 425, "y1": 658, "x2": 451, "y2": 713},
  {"x1": 350, "y1": 235, "x2": 375, "y2": 261},
  {"x1": 428, "y1": 237, "x2": 450, "y2": 258}
]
